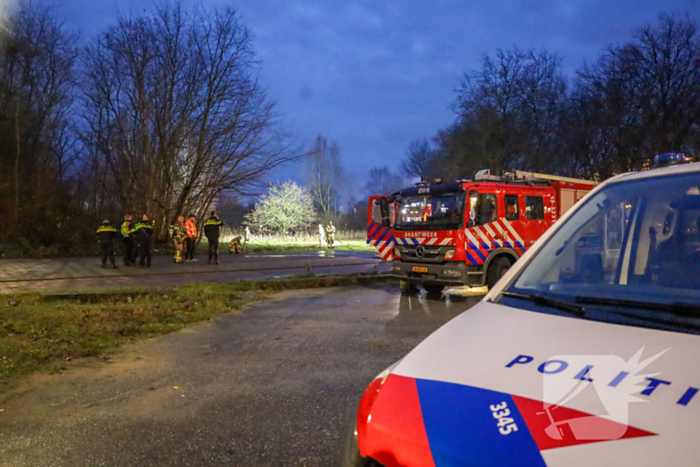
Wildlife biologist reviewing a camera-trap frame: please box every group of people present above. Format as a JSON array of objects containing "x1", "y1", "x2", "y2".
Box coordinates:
[
  {"x1": 95, "y1": 214, "x2": 155, "y2": 269},
  {"x1": 169, "y1": 212, "x2": 224, "y2": 264},
  {"x1": 95, "y1": 211, "x2": 224, "y2": 268},
  {"x1": 318, "y1": 221, "x2": 336, "y2": 248}
]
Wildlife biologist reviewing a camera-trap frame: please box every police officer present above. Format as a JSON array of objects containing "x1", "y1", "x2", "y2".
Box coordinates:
[
  {"x1": 170, "y1": 215, "x2": 186, "y2": 263},
  {"x1": 134, "y1": 215, "x2": 153, "y2": 267},
  {"x1": 141, "y1": 214, "x2": 154, "y2": 237},
  {"x1": 121, "y1": 215, "x2": 135, "y2": 266},
  {"x1": 97, "y1": 220, "x2": 119, "y2": 269},
  {"x1": 203, "y1": 211, "x2": 223, "y2": 265}
]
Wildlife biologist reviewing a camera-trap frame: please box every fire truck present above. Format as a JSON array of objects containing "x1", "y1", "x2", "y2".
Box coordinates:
[{"x1": 367, "y1": 170, "x2": 597, "y2": 293}]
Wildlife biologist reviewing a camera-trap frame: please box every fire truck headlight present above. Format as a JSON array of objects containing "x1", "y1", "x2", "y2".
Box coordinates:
[
  {"x1": 445, "y1": 249, "x2": 456, "y2": 260},
  {"x1": 393, "y1": 247, "x2": 401, "y2": 257}
]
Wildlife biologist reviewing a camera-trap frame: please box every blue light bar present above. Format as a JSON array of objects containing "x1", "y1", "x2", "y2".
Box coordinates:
[{"x1": 652, "y1": 153, "x2": 688, "y2": 168}]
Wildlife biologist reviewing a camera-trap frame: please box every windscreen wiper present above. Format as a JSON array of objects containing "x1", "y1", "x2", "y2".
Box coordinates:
[
  {"x1": 500, "y1": 291, "x2": 585, "y2": 316},
  {"x1": 575, "y1": 296, "x2": 700, "y2": 317}
]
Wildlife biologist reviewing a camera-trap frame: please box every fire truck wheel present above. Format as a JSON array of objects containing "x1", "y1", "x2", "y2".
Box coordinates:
[
  {"x1": 486, "y1": 256, "x2": 512, "y2": 289},
  {"x1": 423, "y1": 284, "x2": 444, "y2": 295}
]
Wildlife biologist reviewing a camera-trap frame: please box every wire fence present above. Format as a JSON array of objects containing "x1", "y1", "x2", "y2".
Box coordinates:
[{"x1": 218, "y1": 228, "x2": 367, "y2": 245}]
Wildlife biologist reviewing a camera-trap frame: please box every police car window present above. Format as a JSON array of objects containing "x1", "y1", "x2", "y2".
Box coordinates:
[
  {"x1": 505, "y1": 195, "x2": 519, "y2": 220},
  {"x1": 503, "y1": 172, "x2": 700, "y2": 334},
  {"x1": 525, "y1": 196, "x2": 544, "y2": 220}
]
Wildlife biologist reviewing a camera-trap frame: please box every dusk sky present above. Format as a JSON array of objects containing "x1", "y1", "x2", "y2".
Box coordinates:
[{"x1": 39, "y1": 0, "x2": 700, "y2": 188}]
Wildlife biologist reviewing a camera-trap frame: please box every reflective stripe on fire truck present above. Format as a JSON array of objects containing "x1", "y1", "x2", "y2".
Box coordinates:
[
  {"x1": 394, "y1": 237, "x2": 455, "y2": 246},
  {"x1": 464, "y1": 218, "x2": 528, "y2": 265},
  {"x1": 367, "y1": 221, "x2": 396, "y2": 260}
]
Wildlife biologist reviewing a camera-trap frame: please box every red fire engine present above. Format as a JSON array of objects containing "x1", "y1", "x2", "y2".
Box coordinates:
[{"x1": 367, "y1": 170, "x2": 597, "y2": 293}]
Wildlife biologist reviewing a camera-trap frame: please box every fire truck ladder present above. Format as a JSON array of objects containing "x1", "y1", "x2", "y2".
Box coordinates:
[{"x1": 510, "y1": 170, "x2": 598, "y2": 186}]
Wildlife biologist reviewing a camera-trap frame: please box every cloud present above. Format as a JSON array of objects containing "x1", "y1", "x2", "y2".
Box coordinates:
[{"x1": 36, "y1": 0, "x2": 700, "y2": 183}]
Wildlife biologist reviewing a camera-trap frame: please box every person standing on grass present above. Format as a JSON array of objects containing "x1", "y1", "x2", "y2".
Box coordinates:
[
  {"x1": 318, "y1": 223, "x2": 325, "y2": 247},
  {"x1": 203, "y1": 211, "x2": 223, "y2": 265},
  {"x1": 184, "y1": 214, "x2": 198, "y2": 262},
  {"x1": 326, "y1": 221, "x2": 336, "y2": 249},
  {"x1": 170, "y1": 215, "x2": 187, "y2": 263},
  {"x1": 121, "y1": 215, "x2": 135, "y2": 266},
  {"x1": 97, "y1": 220, "x2": 119, "y2": 269}
]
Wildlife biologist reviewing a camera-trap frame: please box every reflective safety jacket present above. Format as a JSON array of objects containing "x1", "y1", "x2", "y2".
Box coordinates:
[
  {"x1": 121, "y1": 221, "x2": 132, "y2": 238},
  {"x1": 97, "y1": 223, "x2": 119, "y2": 244},
  {"x1": 203, "y1": 216, "x2": 223, "y2": 240},
  {"x1": 185, "y1": 219, "x2": 197, "y2": 238}
]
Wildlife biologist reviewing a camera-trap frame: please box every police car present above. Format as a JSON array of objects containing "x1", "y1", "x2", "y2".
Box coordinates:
[{"x1": 341, "y1": 155, "x2": 700, "y2": 467}]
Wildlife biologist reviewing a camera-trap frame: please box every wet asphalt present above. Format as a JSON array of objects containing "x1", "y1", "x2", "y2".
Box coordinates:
[{"x1": 0, "y1": 284, "x2": 483, "y2": 467}]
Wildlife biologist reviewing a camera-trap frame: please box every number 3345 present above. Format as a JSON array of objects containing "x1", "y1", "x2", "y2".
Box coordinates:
[{"x1": 490, "y1": 402, "x2": 518, "y2": 435}]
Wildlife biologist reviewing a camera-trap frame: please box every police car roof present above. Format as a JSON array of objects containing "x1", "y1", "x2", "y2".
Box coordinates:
[{"x1": 604, "y1": 160, "x2": 699, "y2": 186}]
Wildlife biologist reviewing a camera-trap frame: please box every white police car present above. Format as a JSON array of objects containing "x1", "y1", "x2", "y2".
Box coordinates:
[{"x1": 342, "y1": 155, "x2": 700, "y2": 467}]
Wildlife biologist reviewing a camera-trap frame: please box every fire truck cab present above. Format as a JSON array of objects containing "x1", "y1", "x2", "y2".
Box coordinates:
[{"x1": 367, "y1": 170, "x2": 597, "y2": 292}]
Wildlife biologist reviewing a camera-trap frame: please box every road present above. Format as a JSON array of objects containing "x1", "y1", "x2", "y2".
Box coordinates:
[
  {"x1": 0, "y1": 250, "x2": 387, "y2": 294},
  {"x1": 0, "y1": 284, "x2": 484, "y2": 466}
]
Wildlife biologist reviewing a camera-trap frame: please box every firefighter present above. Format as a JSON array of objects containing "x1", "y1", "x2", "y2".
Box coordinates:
[
  {"x1": 170, "y1": 215, "x2": 186, "y2": 263},
  {"x1": 96, "y1": 220, "x2": 119, "y2": 269},
  {"x1": 325, "y1": 221, "x2": 336, "y2": 249},
  {"x1": 229, "y1": 236, "x2": 242, "y2": 254},
  {"x1": 133, "y1": 217, "x2": 152, "y2": 267},
  {"x1": 184, "y1": 214, "x2": 198, "y2": 262},
  {"x1": 203, "y1": 211, "x2": 223, "y2": 265},
  {"x1": 121, "y1": 215, "x2": 135, "y2": 266}
]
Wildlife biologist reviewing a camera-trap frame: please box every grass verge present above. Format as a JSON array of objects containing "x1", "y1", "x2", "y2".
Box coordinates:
[
  {"x1": 197, "y1": 238, "x2": 373, "y2": 254},
  {"x1": 0, "y1": 274, "x2": 390, "y2": 389}
]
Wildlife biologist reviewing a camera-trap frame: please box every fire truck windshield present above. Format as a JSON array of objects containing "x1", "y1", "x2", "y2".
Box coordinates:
[{"x1": 395, "y1": 192, "x2": 465, "y2": 230}]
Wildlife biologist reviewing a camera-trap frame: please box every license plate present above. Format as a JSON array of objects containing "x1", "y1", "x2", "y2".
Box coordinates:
[{"x1": 412, "y1": 266, "x2": 429, "y2": 273}]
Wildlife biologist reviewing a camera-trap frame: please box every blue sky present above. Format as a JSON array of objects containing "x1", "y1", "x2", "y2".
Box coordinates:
[{"x1": 43, "y1": 0, "x2": 700, "y2": 187}]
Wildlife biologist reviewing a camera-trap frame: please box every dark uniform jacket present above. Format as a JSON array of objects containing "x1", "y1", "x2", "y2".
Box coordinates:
[
  {"x1": 139, "y1": 220, "x2": 154, "y2": 237},
  {"x1": 132, "y1": 222, "x2": 152, "y2": 241},
  {"x1": 97, "y1": 223, "x2": 119, "y2": 245},
  {"x1": 203, "y1": 216, "x2": 223, "y2": 240}
]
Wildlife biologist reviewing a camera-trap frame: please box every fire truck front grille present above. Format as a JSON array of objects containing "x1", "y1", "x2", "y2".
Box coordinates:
[{"x1": 396, "y1": 245, "x2": 452, "y2": 263}]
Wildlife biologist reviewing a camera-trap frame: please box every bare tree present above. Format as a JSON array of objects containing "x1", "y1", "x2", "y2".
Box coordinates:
[
  {"x1": 0, "y1": 1, "x2": 80, "y2": 240},
  {"x1": 450, "y1": 47, "x2": 567, "y2": 175},
  {"x1": 82, "y1": 2, "x2": 296, "y2": 239},
  {"x1": 364, "y1": 166, "x2": 405, "y2": 196},
  {"x1": 571, "y1": 14, "x2": 700, "y2": 175},
  {"x1": 305, "y1": 135, "x2": 344, "y2": 223},
  {"x1": 402, "y1": 139, "x2": 435, "y2": 179}
]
